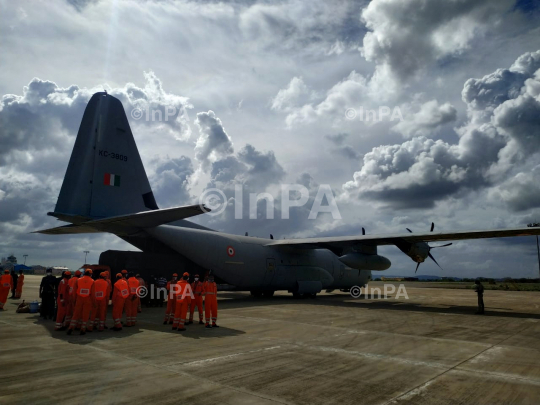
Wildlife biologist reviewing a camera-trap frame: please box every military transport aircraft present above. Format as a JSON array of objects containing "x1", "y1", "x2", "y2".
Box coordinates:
[{"x1": 35, "y1": 92, "x2": 540, "y2": 297}]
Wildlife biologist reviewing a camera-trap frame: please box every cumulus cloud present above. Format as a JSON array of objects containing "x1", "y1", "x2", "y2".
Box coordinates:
[
  {"x1": 150, "y1": 156, "x2": 194, "y2": 208},
  {"x1": 271, "y1": 76, "x2": 312, "y2": 112},
  {"x1": 194, "y1": 110, "x2": 234, "y2": 168},
  {"x1": 282, "y1": 71, "x2": 369, "y2": 127},
  {"x1": 361, "y1": 0, "x2": 513, "y2": 81},
  {"x1": 343, "y1": 50, "x2": 540, "y2": 209},
  {"x1": 392, "y1": 100, "x2": 457, "y2": 138}
]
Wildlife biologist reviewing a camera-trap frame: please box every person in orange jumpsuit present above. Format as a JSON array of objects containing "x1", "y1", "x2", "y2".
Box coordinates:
[
  {"x1": 55, "y1": 271, "x2": 71, "y2": 331},
  {"x1": 65, "y1": 269, "x2": 81, "y2": 327},
  {"x1": 0, "y1": 268, "x2": 13, "y2": 311},
  {"x1": 112, "y1": 273, "x2": 129, "y2": 331},
  {"x1": 126, "y1": 273, "x2": 140, "y2": 327},
  {"x1": 14, "y1": 269, "x2": 24, "y2": 299},
  {"x1": 93, "y1": 272, "x2": 110, "y2": 331},
  {"x1": 172, "y1": 272, "x2": 192, "y2": 331},
  {"x1": 67, "y1": 269, "x2": 95, "y2": 335},
  {"x1": 204, "y1": 274, "x2": 219, "y2": 328},
  {"x1": 188, "y1": 274, "x2": 204, "y2": 324},
  {"x1": 163, "y1": 273, "x2": 178, "y2": 324}
]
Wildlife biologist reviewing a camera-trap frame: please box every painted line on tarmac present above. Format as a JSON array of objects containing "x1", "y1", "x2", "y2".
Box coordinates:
[{"x1": 180, "y1": 346, "x2": 282, "y2": 367}]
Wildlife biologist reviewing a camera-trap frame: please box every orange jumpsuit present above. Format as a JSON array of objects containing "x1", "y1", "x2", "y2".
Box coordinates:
[
  {"x1": 189, "y1": 280, "x2": 204, "y2": 322},
  {"x1": 173, "y1": 280, "x2": 192, "y2": 329},
  {"x1": 204, "y1": 281, "x2": 218, "y2": 326},
  {"x1": 126, "y1": 277, "x2": 139, "y2": 326},
  {"x1": 0, "y1": 273, "x2": 13, "y2": 310},
  {"x1": 55, "y1": 277, "x2": 69, "y2": 330},
  {"x1": 164, "y1": 279, "x2": 177, "y2": 323},
  {"x1": 14, "y1": 274, "x2": 24, "y2": 298},
  {"x1": 112, "y1": 279, "x2": 129, "y2": 329},
  {"x1": 69, "y1": 276, "x2": 95, "y2": 332},
  {"x1": 93, "y1": 279, "x2": 110, "y2": 331},
  {"x1": 65, "y1": 276, "x2": 79, "y2": 326}
]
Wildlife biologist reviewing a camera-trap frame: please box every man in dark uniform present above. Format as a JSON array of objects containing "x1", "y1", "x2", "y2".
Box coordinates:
[
  {"x1": 474, "y1": 279, "x2": 485, "y2": 314},
  {"x1": 148, "y1": 274, "x2": 157, "y2": 307},
  {"x1": 10, "y1": 269, "x2": 18, "y2": 298},
  {"x1": 40, "y1": 268, "x2": 57, "y2": 319}
]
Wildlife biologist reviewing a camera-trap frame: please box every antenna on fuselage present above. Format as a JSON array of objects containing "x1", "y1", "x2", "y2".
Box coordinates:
[{"x1": 270, "y1": 234, "x2": 274, "y2": 239}]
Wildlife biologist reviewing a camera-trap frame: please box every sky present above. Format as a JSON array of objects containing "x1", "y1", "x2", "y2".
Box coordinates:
[{"x1": 1, "y1": 0, "x2": 540, "y2": 278}]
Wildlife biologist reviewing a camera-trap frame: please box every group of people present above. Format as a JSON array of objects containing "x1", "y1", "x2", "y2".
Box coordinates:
[
  {"x1": 46, "y1": 268, "x2": 219, "y2": 335},
  {"x1": 0, "y1": 268, "x2": 25, "y2": 310},
  {"x1": 163, "y1": 272, "x2": 219, "y2": 330}
]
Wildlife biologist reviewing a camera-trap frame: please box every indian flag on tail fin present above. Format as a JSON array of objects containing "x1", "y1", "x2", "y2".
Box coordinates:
[{"x1": 103, "y1": 173, "x2": 121, "y2": 187}]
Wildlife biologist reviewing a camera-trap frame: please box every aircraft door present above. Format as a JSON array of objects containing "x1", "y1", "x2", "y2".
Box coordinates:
[{"x1": 264, "y1": 258, "x2": 276, "y2": 286}]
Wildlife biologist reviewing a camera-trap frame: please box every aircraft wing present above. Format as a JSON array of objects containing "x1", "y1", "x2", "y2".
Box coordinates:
[{"x1": 265, "y1": 227, "x2": 540, "y2": 249}]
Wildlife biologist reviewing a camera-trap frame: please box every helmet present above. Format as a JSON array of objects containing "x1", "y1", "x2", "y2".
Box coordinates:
[
  {"x1": 75, "y1": 270, "x2": 82, "y2": 277},
  {"x1": 116, "y1": 273, "x2": 122, "y2": 279},
  {"x1": 194, "y1": 274, "x2": 199, "y2": 277},
  {"x1": 183, "y1": 272, "x2": 189, "y2": 277},
  {"x1": 121, "y1": 269, "x2": 128, "y2": 274},
  {"x1": 84, "y1": 269, "x2": 93, "y2": 276},
  {"x1": 64, "y1": 271, "x2": 71, "y2": 277},
  {"x1": 3, "y1": 269, "x2": 9, "y2": 274},
  {"x1": 172, "y1": 273, "x2": 178, "y2": 277}
]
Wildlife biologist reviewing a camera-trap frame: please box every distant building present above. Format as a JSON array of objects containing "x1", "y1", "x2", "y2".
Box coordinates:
[{"x1": 7, "y1": 254, "x2": 17, "y2": 264}]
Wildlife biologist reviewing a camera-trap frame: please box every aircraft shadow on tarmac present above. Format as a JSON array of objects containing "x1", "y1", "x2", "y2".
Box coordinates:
[
  {"x1": 27, "y1": 306, "x2": 244, "y2": 345},
  {"x1": 218, "y1": 292, "x2": 540, "y2": 320}
]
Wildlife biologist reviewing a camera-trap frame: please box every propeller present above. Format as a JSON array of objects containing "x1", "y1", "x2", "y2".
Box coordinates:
[{"x1": 407, "y1": 222, "x2": 452, "y2": 273}]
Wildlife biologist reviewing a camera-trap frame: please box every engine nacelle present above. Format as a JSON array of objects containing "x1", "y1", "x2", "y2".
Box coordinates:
[
  {"x1": 338, "y1": 253, "x2": 391, "y2": 271},
  {"x1": 404, "y1": 242, "x2": 430, "y2": 263}
]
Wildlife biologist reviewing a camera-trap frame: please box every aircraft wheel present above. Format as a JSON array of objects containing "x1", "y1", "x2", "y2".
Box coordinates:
[
  {"x1": 263, "y1": 291, "x2": 275, "y2": 298},
  {"x1": 292, "y1": 292, "x2": 302, "y2": 299},
  {"x1": 250, "y1": 290, "x2": 263, "y2": 298}
]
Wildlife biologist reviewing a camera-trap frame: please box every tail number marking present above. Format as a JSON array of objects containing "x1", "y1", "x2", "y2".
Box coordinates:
[{"x1": 99, "y1": 150, "x2": 128, "y2": 162}]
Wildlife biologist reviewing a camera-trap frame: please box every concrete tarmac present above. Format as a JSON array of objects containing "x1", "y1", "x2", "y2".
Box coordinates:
[{"x1": 2, "y1": 276, "x2": 540, "y2": 404}]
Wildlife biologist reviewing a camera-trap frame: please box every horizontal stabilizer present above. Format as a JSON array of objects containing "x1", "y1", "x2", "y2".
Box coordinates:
[
  {"x1": 34, "y1": 224, "x2": 103, "y2": 235},
  {"x1": 35, "y1": 204, "x2": 209, "y2": 235},
  {"x1": 84, "y1": 204, "x2": 208, "y2": 228}
]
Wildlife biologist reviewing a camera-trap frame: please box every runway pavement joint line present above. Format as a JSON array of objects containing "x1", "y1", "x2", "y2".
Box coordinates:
[{"x1": 176, "y1": 345, "x2": 283, "y2": 367}]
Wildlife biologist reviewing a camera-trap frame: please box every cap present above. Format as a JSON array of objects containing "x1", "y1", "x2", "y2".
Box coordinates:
[
  {"x1": 194, "y1": 274, "x2": 200, "y2": 277},
  {"x1": 3, "y1": 269, "x2": 9, "y2": 274},
  {"x1": 64, "y1": 271, "x2": 71, "y2": 276},
  {"x1": 121, "y1": 269, "x2": 128, "y2": 274},
  {"x1": 116, "y1": 273, "x2": 122, "y2": 279},
  {"x1": 75, "y1": 270, "x2": 82, "y2": 276},
  {"x1": 85, "y1": 269, "x2": 93, "y2": 275},
  {"x1": 172, "y1": 273, "x2": 178, "y2": 277},
  {"x1": 183, "y1": 272, "x2": 189, "y2": 277}
]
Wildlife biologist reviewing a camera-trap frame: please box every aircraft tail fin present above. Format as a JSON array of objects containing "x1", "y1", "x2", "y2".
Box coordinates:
[{"x1": 54, "y1": 92, "x2": 158, "y2": 221}]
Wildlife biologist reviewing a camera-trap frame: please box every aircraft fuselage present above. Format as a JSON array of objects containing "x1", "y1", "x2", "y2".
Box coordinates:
[{"x1": 146, "y1": 225, "x2": 375, "y2": 291}]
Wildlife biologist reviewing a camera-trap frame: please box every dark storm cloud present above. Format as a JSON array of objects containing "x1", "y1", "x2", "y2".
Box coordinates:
[{"x1": 325, "y1": 133, "x2": 360, "y2": 160}]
